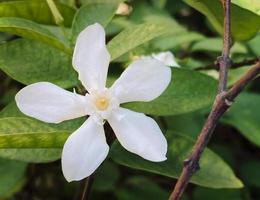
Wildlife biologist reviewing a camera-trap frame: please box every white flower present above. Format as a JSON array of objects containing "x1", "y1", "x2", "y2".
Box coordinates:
[
  {"x1": 142, "y1": 51, "x2": 180, "y2": 67},
  {"x1": 15, "y1": 23, "x2": 171, "y2": 182}
]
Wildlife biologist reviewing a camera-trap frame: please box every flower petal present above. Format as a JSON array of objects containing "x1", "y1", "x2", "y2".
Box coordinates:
[
  {"x1": 15, "y1": 82, "x2": 90, "y2": 123},
  {"x1": 110, "y1": 58, "x2": 171, "y2": 103},
  {"x1": 62, "y1": 116, "x2": 109, "y2": 182},
  {"x1": 108, "y1": 107, "x2": 167, "y2": 161},
  {"x1": 72, "y1": 23, "x2": 110, "y2": 92}
]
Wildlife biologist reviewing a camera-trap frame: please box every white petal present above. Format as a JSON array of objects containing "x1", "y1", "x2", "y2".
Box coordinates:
[
  {"x1": 152, "y1": 51, "x2": 180, "y2": 67},
  {"x1": 15, "y1": 82, "x2": 90, "y2": 123},
  {"x1": 62, "y1": 116, "x2": 109, "y2": 182},
  {"x1": 72, "y1": 23, "x2": 110, "y2": 92},
  {"x1": 110, "y1": 58, "x2": 171, "y2": 103},
  {"x1": 108, "y1": 107, "x2": 167, "y2": 161}
]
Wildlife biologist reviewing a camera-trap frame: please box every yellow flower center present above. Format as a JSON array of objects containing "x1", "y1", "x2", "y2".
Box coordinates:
[{"x1": 95, "y1": 97, "x2": 109, "y2": 111}]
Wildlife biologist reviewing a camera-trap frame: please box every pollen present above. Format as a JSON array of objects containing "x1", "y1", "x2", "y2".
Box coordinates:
[{"x1": 95, "y1": 97, "x2": 109, "y2": 111}]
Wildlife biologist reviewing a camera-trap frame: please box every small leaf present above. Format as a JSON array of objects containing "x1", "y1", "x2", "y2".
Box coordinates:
[
  {"x1": 110, "y1": 133, "x2": 243, "y2": 189},
  {"x1": 0, "y1": 17, "x2": 71, "y2": 53},
  {"x1": 123, "y1": 69, "x2": 217, "y2": 116}
]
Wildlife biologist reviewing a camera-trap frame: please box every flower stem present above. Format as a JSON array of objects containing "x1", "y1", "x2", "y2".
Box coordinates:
[{"x1": 46, "y1": 0, "x2": 70, "y2": 42}]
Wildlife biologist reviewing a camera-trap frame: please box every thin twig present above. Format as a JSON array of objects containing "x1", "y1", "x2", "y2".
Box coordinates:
[
  {"x1": 81, "y1": 177, "x2": 92, "y2": 200},
  {"x1": 218, "y1": 0, "x2": 231, "y2": 93},
  {"x1": 168, "y1": 60, "x2": 260, "y2": 200},
  {"x1": 196, "y1": 58, "x2": 259, "y2": 70},
  {"x1": 74, "y1": 176, "x2": 93, "y2": 200}
]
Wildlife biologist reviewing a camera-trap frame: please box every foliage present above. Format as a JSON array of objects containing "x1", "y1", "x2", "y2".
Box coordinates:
[{"x1": 0, "y1": 0, "x2": 259, "y2": 199}]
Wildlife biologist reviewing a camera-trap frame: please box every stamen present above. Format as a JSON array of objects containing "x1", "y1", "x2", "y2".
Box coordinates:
[{"x1": 95, "y1": 97, "x2": 109, "y2": 111}]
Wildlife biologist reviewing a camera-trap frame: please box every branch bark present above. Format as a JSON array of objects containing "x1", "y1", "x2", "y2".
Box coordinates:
[
  {"x1": 218, "y1": 0, "x2": 231, "y2": 93},
  {"x1": 196, "y1": 58, "x2": 259, "y2": 71},
  {"x1": 168, "y1": 1, "x2": 260, "y2": 199}
]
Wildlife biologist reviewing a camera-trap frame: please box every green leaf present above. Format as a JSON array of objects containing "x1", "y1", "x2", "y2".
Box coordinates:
[
  {"x1": 123, "y1": 69, "x2": 217, "y2": 116},
  {"x1": 0, "y1": 102, "x2": 83, "y2": 162},
  {"x1": 191, "y1": 38, "x2": 247, "y2": 54},
  {"x1": 152, "y1": 31, "x2": 205, "y2": 51},
  {"x1": 0, "y1": 38, "x2": 77, "y2": 88},
  {"x1": 0, "y1": 158, "x2": 27, "y2": 198},
  {"x1": 110, "y1": 133, "x2": 243, "y2": 189},
  {"x1": 184, "y1": 0, "x2": 260, "y2": 41},
  {"x1": 0, "y1": 17, "x2": 71, "y2": 53},
  {"x1": 0, "y1": 1, "x2": 76, "y2": 26},
  {"x1": 232, "y1": 0, "x2": 260, "y2": 15},
  {"x1": 193, "y1": 187, "x2": 242, "y2": 200},
  {"x1": 71, "y1": 2, "x2": 118, "y2": 42},
  {"x1": 222, "y1": 92, "x2": 260, "y2": 146},
  {"x1": 92, "y1": 161, "x2": 120, "y2": 192},
  {"x1": 0, "y1": 148, "x2": 62, "y2": 163},
  {"x1": 0, "y1": 117, "x2": 69, "y2": 148},
  {"x1": 107, "y1": 22, "x2": 181, "y2": 61},
  {"x1": 248, "y1": 33, "x2": 260, "y2": 56},
  {"x1": 115, "y1": 176, "x2": 169, "y2": 200},
  {"x1": 240, "y1": 160, "x2": 260, "y2": 187}
]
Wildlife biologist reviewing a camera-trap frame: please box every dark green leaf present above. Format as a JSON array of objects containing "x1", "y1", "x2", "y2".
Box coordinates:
[
  {"x1": 222, "y1": 93, "x2": 260, "y2": 146},
  {"x1": 240, "y1": 160, "x2": 260, "y2": 187},
  {"x1": 0, "y1": 158, "x2": 27, "y2": 198},
  {"x1": 110, "y1": 133, "x2": 243, "y2": 188}
]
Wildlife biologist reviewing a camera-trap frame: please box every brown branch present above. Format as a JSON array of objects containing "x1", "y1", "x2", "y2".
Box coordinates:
[
  {"x1": 168, "y1": 1, "x2": 258, "y2": 199},
  {"x1": 196, "y1": 58, "x2": 259, "y2": 70},
  {"x1": 218, "y1": 0, "x2": 231, "y2": 93},
  {"x1": 169, "y1": 60, "x2": 260, "y2": 200}
]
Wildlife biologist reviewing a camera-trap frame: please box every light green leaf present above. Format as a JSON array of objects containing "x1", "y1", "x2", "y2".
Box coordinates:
[
  {"x1": 0, "y1": 148, "x2": 62, "y2": 163},
  {"x1": 123, "y1": 69, "x2": 217, "y2": 116},
  {"x1": 0, "y1": 102, "x2": 84, "y2": 162},
  {"x1": 248, "y1": 33, "x2": 260, "y2": 56},
  {"x1": 184, "y1": 0, "x2": 260, "y2": 41},
  {"x1": 71, "y1": 2, "x2": 118, "y2": 42},
  {"x1": 0, "y1": 158, "x2": 27, "y2": 198},
  {"x1": 0, "y1": 1, "x2": 76, "y2": 26},
  {"x1": 0, "y1": 17, "x2": 71, "y2": 53},
  {"x1": 0, "y1": 38, "x2": 77, "y2": 88},
  {"x1": 222, "y1": 92, "x2": 260, "y2": 146},
  {"x1": 232, "y1": 0, "x2": 260, "y2": 15},
  {"x1": 107, "y1": 22, "x2": 180, "y2": 61},
  {"x1": 110, "y1": 133, "x2": 243, "y2": 188},
  {"x1": 152, "y1": 31, "x2": 205, "y2": 51}
]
